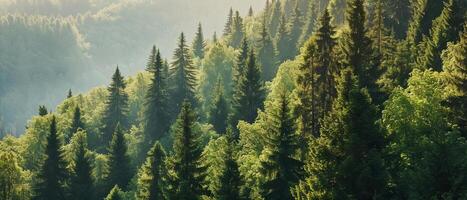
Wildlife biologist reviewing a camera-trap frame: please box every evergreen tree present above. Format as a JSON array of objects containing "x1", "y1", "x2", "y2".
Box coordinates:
[
  {"x1": 146, "y1": 46, "x2": 157, "y2": 72},
  {"x1": 229, "y1": 11, "x2": 245, "y2": 48},
  {"x1": 101, "y1": 67, "x2": 129, "y2": 146},
  {"x1": 105, "y1": 185, "x2": 123, "y2": 200},
  {"x1": 381, "y1": 0, "x2": 411, "y2": 39},
  {"x1": 268, "y1": 0, "x2": 282, "y2": 38},
  {"x1": 38, "y1": 105, "x2": 48, "y2": 116},
  {"x1": 223, "y1": 8, "x2": 234, "y2": 36},
  {"x1": 248, "y1": 6, "x2": 254, "y2": 17},
  {"x1": 170, "y1": 33, "x2": 198, "y2": 111},
  {"x1": 169, "y1": 102, "x2": 206, "y2": 199},
  {"x1": 443, "y1": 26, "x2": 466, "y2": 137},
  {"x1": 417, "y1": 0, "x2": 465, "y2": 71},
  {"x1": 144, "y1": 49, "x2": 169, "y2": 143},
  {"x1": 298, "y1": 0, "x2": 319, "y2": 46},
  {"x1": 260, "y1": 93, "x2": 302, "y2": 200},
  {"x1": 70, "y1": 132, "x2": 94, "y2": 200},
  {"x1": 407, "y1": 0, "x2": 448, "y2": 44},
  {"x1": 137, "y1": 142, "x2": 167, "y2": 200},
  {"x1": 233, "y1": 38, "x2": 249, "y2": 84},
  {"x1": 217, "y1": 132, "x2": 242, "y2": 200},
  {"x1": 106, "y1": 124, "x2": 131, "y2": 190},
  {"x1": 258, "y1": 18, "x2": 277, "y2": 81},
  {"x1": 288, "y1": 2, "x2": 303, "y2": 56},
  {"x1": 69, "y1": 106, "x2": 84, "y2": 137},
  {"x1": 67, "y1": 89, "x2": 73, "y2": 98},
  {"x1": 208, "y1": 78, "x2": 229, "y2": 134},
  {"x1": 276, "y1": 14, "x2": 292, "y2": 62},
  {"x1": 231, "y1": 49, "x2": 264, "y2": 132},
  {"x1": 33, "y1": 116, "x2": 68, "y2": 200},
  {"x1": 192, "y1": 23, "x2": 206, "y2": 59},
  {"x1": 328, "y1": 0, "x2": 346, "y2": 25}
]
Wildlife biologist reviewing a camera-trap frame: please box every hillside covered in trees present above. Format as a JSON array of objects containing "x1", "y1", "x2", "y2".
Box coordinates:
[{"x1": 0, "y1": 0, "x2": 466, "y2": 199}]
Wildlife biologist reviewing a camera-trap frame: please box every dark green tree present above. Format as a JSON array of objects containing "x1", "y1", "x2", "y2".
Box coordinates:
[
  {"x1": 229, "y1": 11, "x2": 245, "y2": 48},
  {"x1": 268, "y1": 0, "x2": 282, "y2": 38},
  {"x1": 328, "y1": 0, "x2": 346, "y2": 25},
  {"x1": 298, "y1": 0, "x2": 319, "y2": 46},
  {"x1": 407, "y1": 0, "x2": 448, "y2": 44},
  {"x1": 70, "y1": 132, "x2": 94, "y2": 200},
  {"x1": 169, "y1": 102, "x2": 206, "y2": 199},
  {"x1": 67, "y1": 89, "x2": 73, "y2": 98},
  {"x1": 138, "y1": 142, "x2": 167, "y2": 200},
  {"x1": 170, "y1": 33, "x2": 198, "y2": 111},
  {"x1": 288, "y1": 2, "x2": 303, "y2": 56},
  {"x1": 223, "y1": 8, "x2": 234, "y2": 36},
  {"x1": 144, "y1": 49, "x2": 169, "y2": 143},
  {"x1": 248, "y1": 6, "x2": 254, "y2": 17},
  {"x1": 208, "y1": 78, "x2": 229, "y2": 134},
  {"x1": 33, "y1": 116, "x2": 68, "y2": 200},
  {"x1": 38, "y1": 105, "x2": 48, "y2": 116},
  {"x1": 260, "y1": 93, "x2": 302, "y2": 200},
  {"x1": 101, "y1": 67, "x2": 129, "y2": 146},
  {"x1": 258, "y1": 19, "x2": 277, "y2": 81},
  {"x1": 381, "y1": 0, "x2": 411, "y2": 39},
  {"x1": 69, "y1": 106, "x2": 84, "y2": 142},
  {"x1": 233, "y1": 38, "x2": 249, "y2": 84},
  {"x1": 106, "y1": 124, "x2": 131, "y2": 190},
  {"x1": 146, "y1": 46, "x2": 157, "y2": 72},
  {"x1": 105, "y1": 185, "x2": 123, "y2": 200},
  {"x1": 275, "y1": 14, "x2": 292, "y2": 62},
  {"x1": 192, "y1": 23, "x2": 206, "y2": 59},
  {"x1": 217, "y1": 132, "x2": 242, "y2": 200}
]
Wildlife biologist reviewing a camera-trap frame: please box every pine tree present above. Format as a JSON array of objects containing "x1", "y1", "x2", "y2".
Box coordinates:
[
  {"x1": 217, "y1": 132, "x2": 242, "y2": 200},
  {"x1": 294, "y1": 70, "x2": 387, "y2": 199},
  {"x1": 106, "y1": 124, "x2": 131, "y2": 190},
  {"x1": 101, "y1": 67, "x2": 129, "y2": 146},
  {"x1": 38, "y1": 105, "x2": 48, "y2": 116},
  {"x1": 170, "y1": 102, "x2": 206, "y2": 199},
  {"x1": 223, "y1": 8, "x2": 234, "y2": 36},
  {"x1": 417, "y1": 0, "x2": 465, "y2": 71},
  {"x1": 298, "y1": 0, "x2": 319, "y2": 46},
  {"x1": 258, "y1": 18, "x2": 277, "y2": 81},
  {"x1": 381, "y1": 0, "x2": 411, "y2": 39},
  {"x1": 248, "y1": 6, "x2": 254, "y2": 17},
  {"x1": 340, "y1": 0, "x2": 381, "y2": 104},
  {"x1": 276, "y1": 14, "x2": 292, "y2": 62},
  {"x1": 105, "y1": 185, "x2": 123, "y2": 200},
  {"x1": 229, "y1": 11, "x2": 245, "y2": 48},
  {"x1": 208, "y1": 78, "x2": 229, "y2": 134},
  {"x1": 233, "y1": 38, "x2": 249, "y2": 85},
  {"x1": 70, "y1": 132, "x2": 94, "y2": 200},
  {"x1": 137, "y1": 142, "x2": 167, "y2": 200},
  {"x1": 70, "y1": 106, "x2": 84, "y2": 136},
  {"x1": 33, "y1": 116, "x2": 68, "y2": 200},
  {"x1": 170, "y1": 33, "x2": 198, "y2": 111},
  {"x1": 231, "y1": 49, "x2": 264, "y2": 132},
  {"x1": 146, "y1": 46, "x2": 157, "y2": 72},
  {"x1": 67, "y1": 89, "x2": 73, "y2": 98},
  {"x1": 260, "y1": 93, "x2": 302, "y2": 200},
  {"x1": 268, "y1": 0, "x2": 282, "y2": 38},
  {"x1": 192, "y1": 23, "x2": 206, "y2": 59},
  {"x1": 443, "y1": 25, "x2": 466, "y2": 137},
  {"x1": 407, "y1": 0, "x2": 448, "y2": 44},
  {"x1": 288, "y1": 2, "x2": 303, "y2": 56},
  {"x1": 144, "y1": 49, "x2": 169, "y2": 143}
]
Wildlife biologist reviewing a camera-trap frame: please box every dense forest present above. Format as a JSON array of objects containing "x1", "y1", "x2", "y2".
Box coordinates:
[{"x1": 0, "y1": 0, "x2": 466, "y2": 199}]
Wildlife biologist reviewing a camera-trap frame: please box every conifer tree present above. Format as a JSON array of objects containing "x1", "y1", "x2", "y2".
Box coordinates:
[
  {"x1": 170, "y1": 102, "x2": 206, "y2": 199},
  {"x1": 233, "y1": 38, "x2": 249, "y2": 84},
  {"x1": 258, "y1": 18, "x2": 277, "y2": 81},
  {"x1": 170, "y1": 33, "x2": 198, "y2": 110},
  {"x1": 229, "y1": 11, "x2": 245, "y2": 48},
  {"x1": 276, "y1": 14, "x2": 292, "y2": 62},
  {"x1": 288, "y1": 2, "x2": 303, "y2": 56},
  {"x1": 106, "y1": 124, "x2": 131, "y2": 190},
  {"x1": 443, "y1": 26, "x2": 466, "y2": 137},
  {"x1": 33, "y1": 116, "x2": 68, "y2": 200},
  {"x1": 260, "y1": 93, "x2": 302, "y2": 200},
  {"x1": 223, "y1": 8, "x2": 234, "y2": 36},
  {"x1": 101, "y1": 67, "x2": 129, "y2": 146},
  {"x1": 146, "y1": 46, "x2": 157, "y2": 72},
  {"x1": 105, "y1": 185, "x2": 123, "y2": 200},
  {"x1": 70, "y1": 106, "x2": 84, "y2": 136},
  {"x1": 268, "y1": 0, "x2": 282, "y2": 38},
  {"x1": 417, "y1": 0, "x2": 465, "y2": 71},
  {"x1": 381, "y1": 0, "x2": 411, "y2": 39},
  {"x1": 294, "y1": 70, "x2": 387, "y2": 199},
  {"x1": 144, "y1": 49, "x2": 169, "y2": 143},
  {"x1": 217, "y1": 132, "x2": 242, "y2": 200},
  {"x1": 328, "y1": 0, "x2": 346, "y2": 25},
  {"x1": 248, "y1": 6, "x2": 254, "y2": 17},
  {"x1": 70, "y1": 132, "x2": 94, "y2": 200},
  {"x1": 407, "y1": 0, "x2": 448, "y2": 44},
  {"x1": 208, "y1": 78, "x2": 229, "y2": 134},
  {"x1": 231, "y1": 49, "x2": 264, "y2": 132},
  {"x1": 192, "y1": 23, "x2": 206, "y2": 59},
  {"x1": 298, "y1": 0, "x2": 319, "y2": 46},
  {"x1": 67, "y1": 89, "x2": 73, "y2": 98},
  {"x1": 137, "y1": 142, "x2": 167, "y2": 200},
  {"x1": 38, "y1": 105, "x2": 48, "y2": 116}
]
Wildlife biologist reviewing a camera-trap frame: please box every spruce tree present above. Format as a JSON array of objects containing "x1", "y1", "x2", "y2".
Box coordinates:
[
  {"x1": 170, "y1": 33, "x2": 198, "y2": 111},
  {"x1": 417, "y1": 0, "x2": 465, "y2": 71},
  {"x1": 101, "y1": 67, "x2": 129, "y2": 146},
  {"x1": 170, "y1": 102, "x2": 206, "y2": 199},
  {"x1": 223, "y1": 8, "x2": 234, "y2": 36},
  {"x1": 217, "y1": 132, "x2": 242, "y2": 200},
  {"x1": 33, "y1": 116, "x2": 68, "y2": 200},
  {"x1": 137, "y1": 142, "x2": 167, "y2": 200},
  {"x1": 38, "y1": 105, "x2": 48, "y2": 116},
  {"x1": 144, "y1": 49, "x2": 169, "y2": 143},
  {"x1": 70, "y1": 132, "x2": 94, "y2": 200},
  {"x1": 146, "y1": 46, "x2": 157, "y2": 72},
  {"x1": 288, "y1": 2, "x2": 303, "y2": 56},
  {"x1": 248, "y1": 6, "x2": 254, "y2": 17},
  {"x1": 260, "y1": 93, "x2": 302, "y2": 200},
  {"x1": 407, "y1": 0, "x2": 448, "y2": 44},
  {"x1": 231, "y1": 49, "x2": 264, "y2": 132},
  {"x1": 328, "y1": 0, "x2": 346, "y2": 25},
  {"x1": 275, "y1": 14, "x2": 291, "y2": 62},
  {"x1": 233, "y1": 38, "x2": 249, "y2": 84},
  {"x1": 192, "y1": 23, "x2": 206, "y2": 59},
  {"x1": 298, "y1": 0, "x2": 319, "y2": 46},
  {"x1": 258, "y1": 18, "x2": 277, "y2": 82},
  {"x1": 208, "y1": 78, "x2": 229, "y2": 134},
  {"x1": 268, "y1": 0, "x2": 282, "y2": 38},
  {"x1": 105, "y1": 185, "x2": 123, "y2": 200},
  {"x1": 67, "y1": 89, "x2": 73, "y2": 98},
  {"x1": 230, "y1": 11, "x2": 245, "y2": 48},
  {"x1": 106, "y1": 124, "x2": 131, "y2": 190},
  {"x1": 69, "y1": 106, "x2": 84, "y2": 139}
]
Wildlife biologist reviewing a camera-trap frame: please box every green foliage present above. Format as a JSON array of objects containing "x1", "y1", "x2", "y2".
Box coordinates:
[
  {"x1": 268, "y1": 0, "x2": 282, "y2": 38},
  {"x1": 38, "y1": 106, "x2": 48, "y2": 116},
  {"x1": 69, "y1": 131, "x2": 94, "y2": 200},
  {"x1": 223, "y1": 8, "x2": 234, "y2": 36},
  {"x1": 258, "y1": 19, "x2": 277, "y2": 82},
  {"x1": 136, "y1": 142, "x2": 167, "y2": 200},
  {"x1": 407, "y1": 0, "x2": 448, "y2": 44},
  {"x1": 0, "y1": 151, "x2": 31, "y2": 200},
  {"x1": 229, "y1": 11, "x2": 245, "y2": 48},
  {"x1": 105, "y1": 185, "x2": 124, "y2": 200},
  {"x1": 328, "y1": 0, "x2": 346, "y2": 25},
  {"x1": 169, "y1": 102, "x2": 206, "y2": 199},
  {"x1": 208, "y1": 78, "x2": 229, "y2": 134},
  {"x1": 287, "y1": 3, "x2": 304, "y2": 58},
  {"x1": 275, "y1": 14, "x2": 292, "y2": 62},
  {"x1": 107, "y1": 124, "x2": 132, "y2": 190},
  {"x1": 192, "y1": 23, "x2": 207, "y2": 59},
  {"x1": 68, "y1": 106, "x2": 85, "y2": 143}
]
